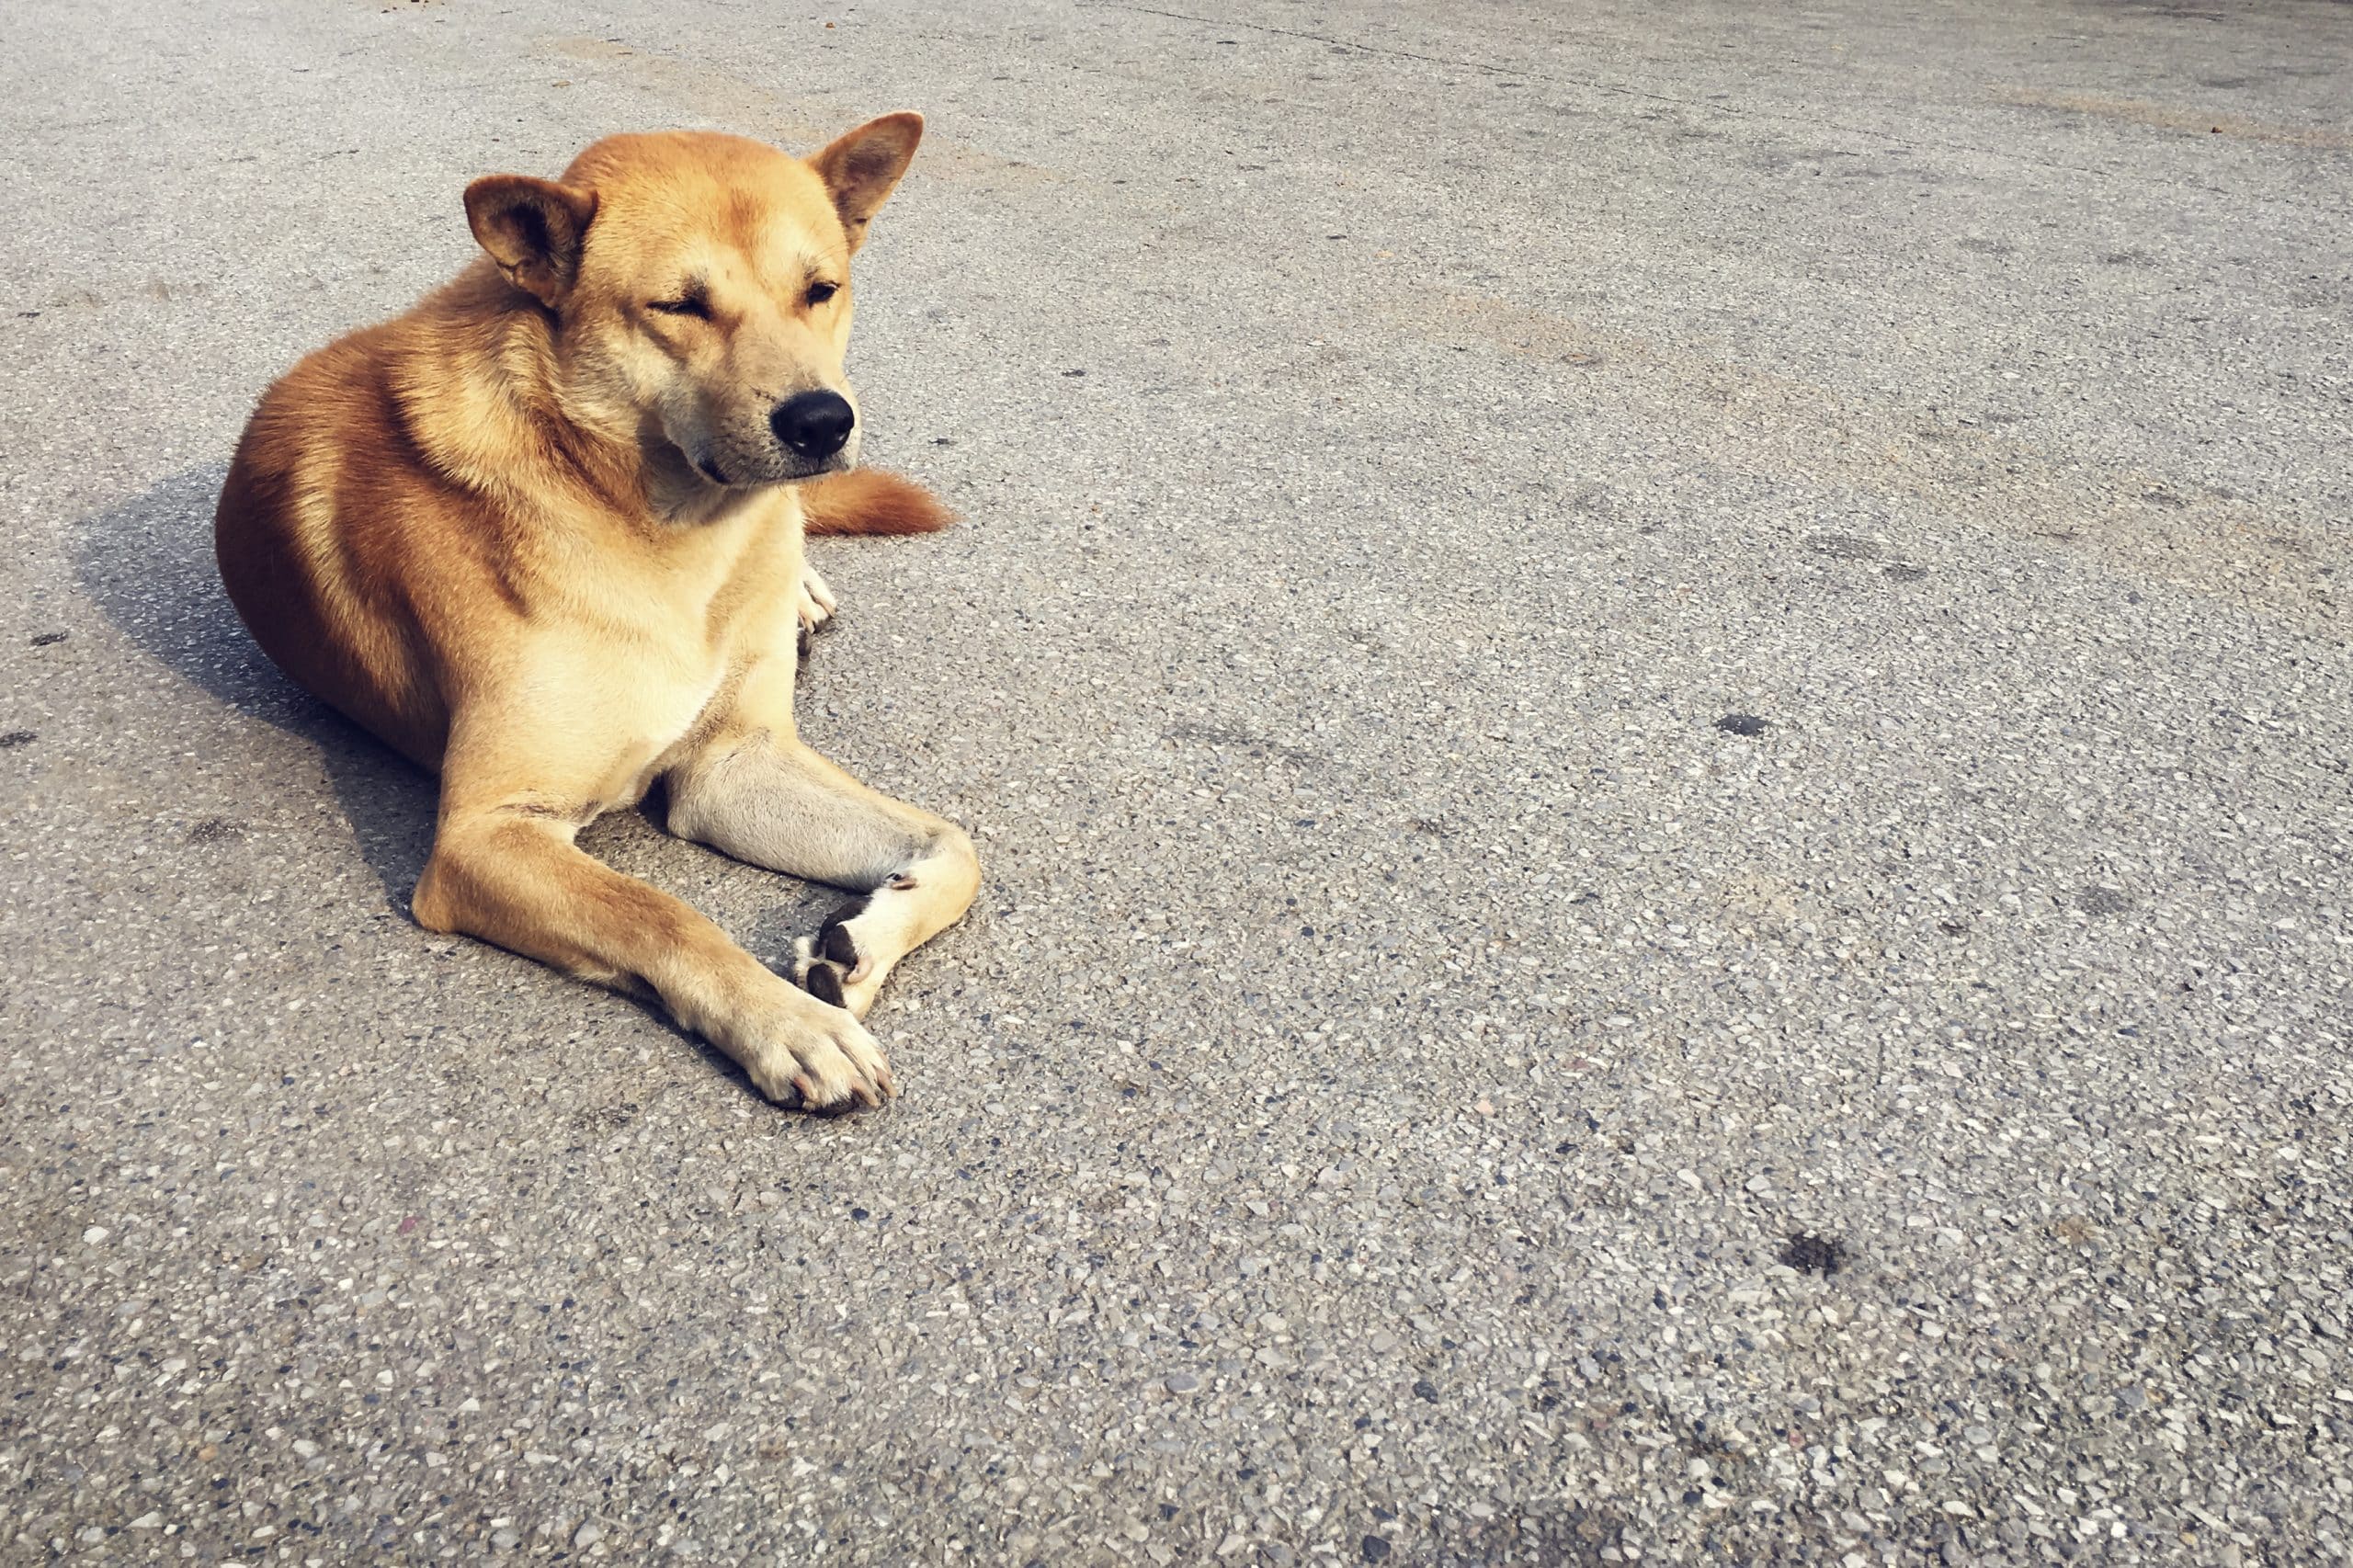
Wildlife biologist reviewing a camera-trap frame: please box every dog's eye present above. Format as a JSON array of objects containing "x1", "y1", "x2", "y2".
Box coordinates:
[
  {"x1": 805, "y1": 281, "x2": 839, "y2": 307},
  {"x1": 647, "y1": 295, "x2": 709, "y2": 319}
]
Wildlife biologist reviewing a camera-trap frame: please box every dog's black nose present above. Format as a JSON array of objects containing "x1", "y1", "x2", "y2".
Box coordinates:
[{"x1": 770, "y1": 391, "x2": 856, "y2": 460}]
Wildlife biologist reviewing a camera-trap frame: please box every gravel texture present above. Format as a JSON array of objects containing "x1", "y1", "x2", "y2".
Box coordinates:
[{"x1": 3, "y1": 0, "x2": 2349, "y2": 1563}]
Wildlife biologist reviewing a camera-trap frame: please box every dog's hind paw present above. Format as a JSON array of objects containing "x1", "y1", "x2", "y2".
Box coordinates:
[
  {"x1": 788, "y1": 835, "x2": 976, "y2": 1020},
  {"x1": 798, "y1": 562, "x2": 837, "y2": 636},
  {"x1": 791, "y1": 937, "x2": 870, "y2": 1019},
  {"x1": 790, "y1": 890, "x2": 889, "y2": 1018}
]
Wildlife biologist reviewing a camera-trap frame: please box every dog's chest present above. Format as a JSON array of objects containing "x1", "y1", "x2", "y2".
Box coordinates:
[{"x1": 571, "y1": 497, "x2": 802, "y2": 804}]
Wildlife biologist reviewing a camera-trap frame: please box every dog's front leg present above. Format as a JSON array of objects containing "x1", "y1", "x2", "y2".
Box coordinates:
[
  {"x1": 667, "y1": 732, "x2": 980, "y2": 1019},
  {"x1": 411, "y1": 803, "x2": 892, "y2": 1109}
]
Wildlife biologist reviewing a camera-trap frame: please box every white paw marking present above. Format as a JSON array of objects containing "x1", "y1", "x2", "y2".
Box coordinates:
[{"x1": 797, "y1": 563, "x2": 837, "y2": 633}]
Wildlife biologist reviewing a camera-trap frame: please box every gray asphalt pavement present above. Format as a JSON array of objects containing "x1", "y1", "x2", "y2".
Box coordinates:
[{"x1": 4, "y1": 0, "x2": 2350, "y2": 1562}]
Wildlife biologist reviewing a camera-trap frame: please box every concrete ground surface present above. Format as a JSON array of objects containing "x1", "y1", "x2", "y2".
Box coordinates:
[{"x1": 2, "y1": 0, "x2": 2348, "y2": 1562}]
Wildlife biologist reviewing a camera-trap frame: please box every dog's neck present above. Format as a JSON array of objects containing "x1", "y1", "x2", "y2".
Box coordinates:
[{"x1": 401, "y1": 270, "x2": 651, "y2": 523}]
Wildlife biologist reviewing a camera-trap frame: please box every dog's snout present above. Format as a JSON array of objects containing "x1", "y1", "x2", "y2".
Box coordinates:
[{"x1": 770, "y1": 392, "x2": 856, "y2": 461}]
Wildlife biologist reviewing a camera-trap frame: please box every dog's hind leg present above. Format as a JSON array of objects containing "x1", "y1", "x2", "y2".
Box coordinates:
[{"x1": 665, "y1": 729, "x2": 980, "y2": 1020}]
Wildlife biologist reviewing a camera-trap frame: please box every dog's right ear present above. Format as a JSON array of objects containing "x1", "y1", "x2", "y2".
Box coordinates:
[{"x1": 464, "y1": 176, "x2": 599, "y2": 307}]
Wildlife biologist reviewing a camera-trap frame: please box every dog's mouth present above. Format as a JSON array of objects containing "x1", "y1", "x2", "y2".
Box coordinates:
[
  {"x1": 671, "y1": 437, "x2": 851, "y2": 493},
  {"x1": 780, "y1": 451, "x2": 853, "y2": 484},
  {"x1": 718, "y1": 453, "x2": 853, "y2": 488}
]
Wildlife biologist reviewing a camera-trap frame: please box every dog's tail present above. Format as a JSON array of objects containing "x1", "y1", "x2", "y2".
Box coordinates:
[{"x1": 801, "y1": 470, "x2": 956, "y2": 536}]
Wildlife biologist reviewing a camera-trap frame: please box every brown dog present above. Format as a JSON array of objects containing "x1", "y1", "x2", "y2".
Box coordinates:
[{"x1": 213, "y1": 117, "x2": 977, "y2": 1110}]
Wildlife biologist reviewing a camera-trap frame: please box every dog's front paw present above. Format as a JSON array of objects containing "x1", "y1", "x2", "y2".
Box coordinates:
[{"x1": 738, "y1": 985, "x2": 892, "y2": 1110}]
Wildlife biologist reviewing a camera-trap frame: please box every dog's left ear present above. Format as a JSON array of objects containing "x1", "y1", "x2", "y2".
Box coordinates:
[{"x1": 809, "y1": 112, "x2": 924, "y2": 253}]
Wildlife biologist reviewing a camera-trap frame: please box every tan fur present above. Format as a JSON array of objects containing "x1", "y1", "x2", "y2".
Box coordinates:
[{"x1": 214, "y1": 117, "x2": 978, "y2": 1111}]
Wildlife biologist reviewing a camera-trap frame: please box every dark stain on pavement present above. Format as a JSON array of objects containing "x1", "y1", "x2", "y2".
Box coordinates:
[{"x1": 1780, "y1": 1234, "x2": 1847, "y2": 1275}]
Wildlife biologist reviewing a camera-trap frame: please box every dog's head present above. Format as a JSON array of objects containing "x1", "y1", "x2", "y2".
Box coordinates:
[{"x1": 462, "y1": 116, "x2": 922, "y2": 491}]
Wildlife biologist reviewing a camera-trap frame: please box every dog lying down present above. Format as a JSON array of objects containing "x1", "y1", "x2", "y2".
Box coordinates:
[{"x1": 213, "y1": 116, "x2": 976, "y2": 1111}]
